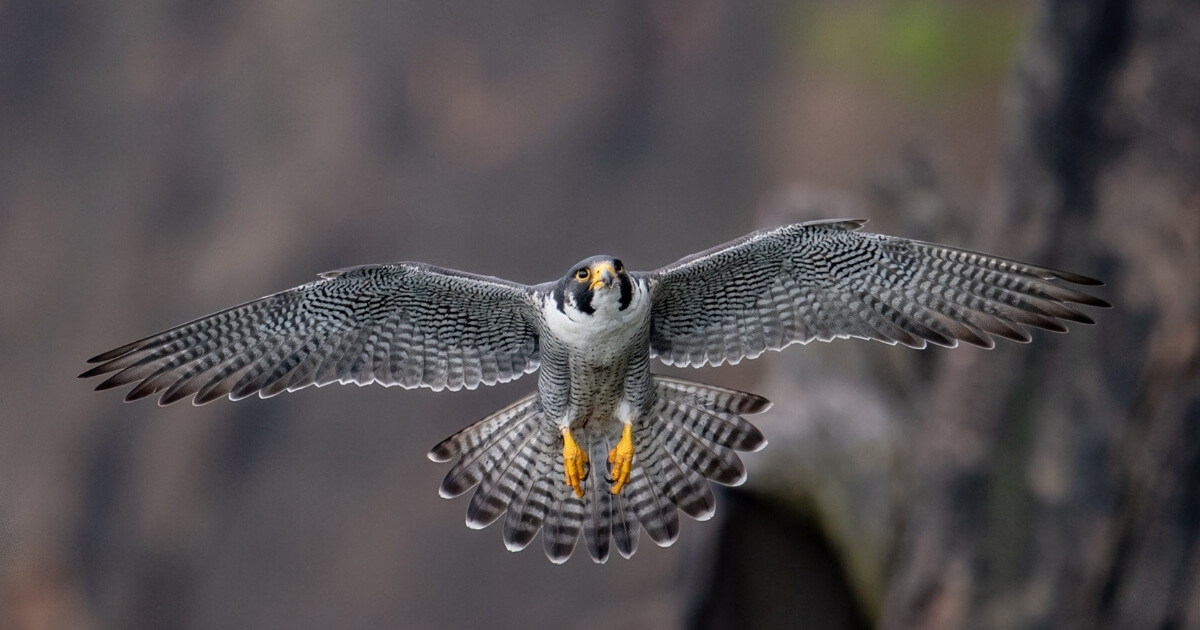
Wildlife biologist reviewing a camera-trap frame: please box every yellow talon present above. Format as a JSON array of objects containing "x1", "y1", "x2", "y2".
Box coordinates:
[
  {"x1": 608, "y1": 423, "x2": 634, "y2": 494},
  {"x1": 562, "y1": 428, "x2": 588, "y2": 498}
]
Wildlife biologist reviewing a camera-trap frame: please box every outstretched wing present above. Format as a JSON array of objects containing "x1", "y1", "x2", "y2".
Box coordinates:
[
  {"x1": 642, "y1": 219, "x2": 1111, "y2": 368},
  {"x1": 81, "y1": 263, "x2": 542, "y2": 404}
]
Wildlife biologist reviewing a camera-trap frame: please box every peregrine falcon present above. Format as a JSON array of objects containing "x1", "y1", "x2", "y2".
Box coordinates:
[{"x1": 81, "y1": 219, "x2": 1109, "y2": 563}]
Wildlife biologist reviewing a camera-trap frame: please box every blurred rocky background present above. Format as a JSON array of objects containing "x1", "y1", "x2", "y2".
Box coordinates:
[{"x1": 1, "y1": 0, "x2": 1195, "y2": 629}]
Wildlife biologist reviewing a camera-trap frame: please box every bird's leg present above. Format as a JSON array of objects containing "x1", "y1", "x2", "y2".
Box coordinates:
[
  {"x1": 607, "y1": 422, "x2": 635, "y2": 494},
  {"x1": 562, "y1": 427, "x2": 588, "y2": 498}
]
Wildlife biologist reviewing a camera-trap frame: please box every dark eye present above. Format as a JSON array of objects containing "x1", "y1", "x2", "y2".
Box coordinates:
[
  {"x1": 575, "y1": 268, "x2": 589, "y2": 281},
  {"x1": 612, "y1": 260, "x2": 624, "y2": 273}
]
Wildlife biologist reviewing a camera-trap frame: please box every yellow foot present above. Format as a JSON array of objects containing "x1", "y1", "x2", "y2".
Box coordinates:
[
  {"x1": 562, "y1": 428, "x2": 589, "y2": 498},
  {"x1": 608, "y1": 423, "x2": 634, "y2": 494}
]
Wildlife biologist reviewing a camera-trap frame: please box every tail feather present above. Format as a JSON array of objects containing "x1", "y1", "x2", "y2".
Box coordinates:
[
  {"x1": 464, "y1": 420, "x2": 542, "y2": 529},
  {"x1": 623, "y1": 464, "x2": 680, "y2": 546},
  {"x1": 502, "y1": 429, "x2": 557, "y2": 552},
  {"x1": 581, "y1": 438, "x2": 613, "y2": 563},
  {"x1": 497, "y1": 469, "x2": 540, "y2": 550},
  {"x1": 428, "y1": 392, "x2": 539, "y2": 462},
  {"x1": 610, "y1": 437, "x2": 641, "y2": 559},
  {"x1": 658, "y1": 396, "x2": 767, "y2": 452},
  {"x1": 612, "y1": 495, "x2": 641, "y2": 558},
  {"x1": 542, "y1": 459, "x2": 585, "y2": 564},
  {"x1": 638, "y1": 416, "x2": 716, "y2": 520},
  {"x1": 437, "y1": 407, "x2": 537, "y2": 499},
  {"x1": 654, "y1": 375, "x2": 772, "y2": 415},
  {"x1": 655, "y1": 400, "x2": 748, "y2": 486}
]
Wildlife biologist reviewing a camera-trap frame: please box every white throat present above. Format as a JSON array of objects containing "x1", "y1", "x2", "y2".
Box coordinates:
[{"x1": 542, "y1": 280, "x2": 650, "y2": 351}]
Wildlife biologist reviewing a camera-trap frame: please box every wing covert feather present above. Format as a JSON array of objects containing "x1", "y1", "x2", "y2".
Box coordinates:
[
  {"x1": 81, "y1": 263, "x2": 542, "y2": 404},
  {"x1": 643, "y1": 219, "x2": 1110, "y2": 368}
]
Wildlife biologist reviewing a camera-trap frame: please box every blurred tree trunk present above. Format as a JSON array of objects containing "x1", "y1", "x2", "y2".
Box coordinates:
[
  {"x1": 698, "y1": 0, "x2": 1200, "y2": 628},
  {"x1": 884, "y1": 0, "x2": 1200, "y2": 628}
]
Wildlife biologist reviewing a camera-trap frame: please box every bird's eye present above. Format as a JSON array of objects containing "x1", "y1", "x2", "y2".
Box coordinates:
[
  {"x1": 612, "y1": 260, "x2": 624, "y2": 273},
  {"x1": 575, "y1": 268, "x2": 589, "y2": 281}
]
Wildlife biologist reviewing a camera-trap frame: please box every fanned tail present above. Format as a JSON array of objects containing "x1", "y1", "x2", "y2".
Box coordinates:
[{"x1": 428, "y1": 376, "x2": 770, "y2": 563}]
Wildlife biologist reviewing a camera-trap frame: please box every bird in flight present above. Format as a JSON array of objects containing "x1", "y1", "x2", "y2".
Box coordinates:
[{"x1": 81, "y1": 219, "x2": 1109, "y2": 563}]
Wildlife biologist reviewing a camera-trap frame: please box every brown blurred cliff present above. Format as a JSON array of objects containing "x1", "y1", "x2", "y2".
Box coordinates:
[{"x1": 0, "y1": 1, "x2": 1195, "y2": 629}]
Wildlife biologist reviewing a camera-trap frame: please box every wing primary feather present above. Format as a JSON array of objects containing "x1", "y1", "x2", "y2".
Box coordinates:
[{"x1": 645, "y1": 222, "x2": 1106, "y2": 367}]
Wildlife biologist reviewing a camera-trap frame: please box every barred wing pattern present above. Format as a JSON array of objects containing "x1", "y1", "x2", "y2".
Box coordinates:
[
  {"x1": 644, "y1": 219, "x2": 1111, "y2": 368},
  {"x1": 82, "y1": 264, "x2": 542, "y2": 405}
]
